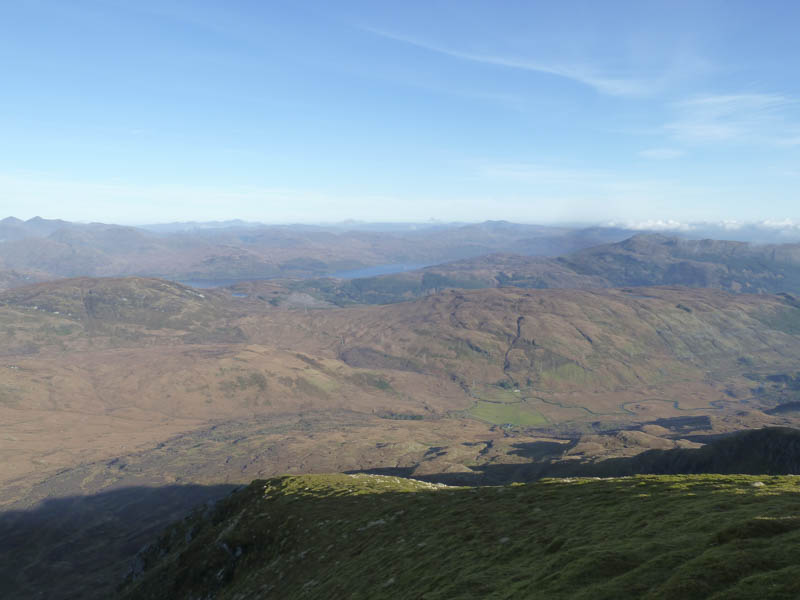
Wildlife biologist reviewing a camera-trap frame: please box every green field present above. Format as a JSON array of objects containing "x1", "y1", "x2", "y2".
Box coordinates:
[{"x1": 468, "y1": 399, "x2": 548, "y2": 426}]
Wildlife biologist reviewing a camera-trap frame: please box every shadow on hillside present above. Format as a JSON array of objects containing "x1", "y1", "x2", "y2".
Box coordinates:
[
  {"x1": 650, "y1": 415, "x2": 712, "y2": 434},
  {"x1": 7, "y1": 428, "x2": 800, "y2": 600},
  {"x1": 0, "y1": 483, "x2": 238, "y2": 600},
  {"x1": 507, "y1": 439, "x2": 580, "y2": 459},
  {"x1": 345, "y1": 441, "x2": 569, "y2": 486},
  {"x1": 349, "y1": 427, "x2": 800, "y2": 486}
]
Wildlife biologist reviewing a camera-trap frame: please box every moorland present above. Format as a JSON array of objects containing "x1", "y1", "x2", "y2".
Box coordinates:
[{"x1": 4, "y1": 218, "x2": 800, "y2": 599}]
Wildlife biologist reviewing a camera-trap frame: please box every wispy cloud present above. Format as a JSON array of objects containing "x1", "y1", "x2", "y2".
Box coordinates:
[
  {"x1": 665, "y1": 93, "x2": 800, "y2": 145},
  {"x1": 639, "y1": 148, "x2": 684, "y2": 160},
  {"x1": 362, "y1": 27, "x2": 660, "y2": 97}
]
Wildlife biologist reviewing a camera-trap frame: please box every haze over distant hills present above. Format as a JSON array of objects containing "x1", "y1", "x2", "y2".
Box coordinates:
[
  {"x1": 0, "y1": 217, "x2": 639, "y2": 286},
  {"x1": 5, "y1": 216, "x2": 800, "y2": 294},
  {"x1": 284, "y1": 233, "x2": 800, "y2": 305}
]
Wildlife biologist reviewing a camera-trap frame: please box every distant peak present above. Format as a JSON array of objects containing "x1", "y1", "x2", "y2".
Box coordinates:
[
  {"x1": 620, "y1": 232, "x2": 678, "y2": 247},
  {"x1": 627, "y1": 232, "x2": 677, "y2": 242}
]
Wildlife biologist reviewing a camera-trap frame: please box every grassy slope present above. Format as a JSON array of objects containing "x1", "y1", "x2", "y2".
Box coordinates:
[{"x1": 121, "y1": 473, "x2": 800, "y2": 600}]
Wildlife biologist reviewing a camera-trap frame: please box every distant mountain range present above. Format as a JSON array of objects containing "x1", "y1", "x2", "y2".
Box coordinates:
[
  {"x1": 7, "y1": 217, "x2": 800, "y2": 303},
  {"x1": 0, "y1": 217, "x2": 639, "y2": 286},
  {"x1": 287, "y1": 233, "x2": 800, "y2": 305}
]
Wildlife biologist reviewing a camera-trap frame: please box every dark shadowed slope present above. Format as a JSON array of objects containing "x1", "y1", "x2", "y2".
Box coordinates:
[
  {"x1": 564, "y1": 426, "x2": 800, "y2": 478},
  {"x1": 0, "y1": 484, "x2": 237, "y2": 600}
]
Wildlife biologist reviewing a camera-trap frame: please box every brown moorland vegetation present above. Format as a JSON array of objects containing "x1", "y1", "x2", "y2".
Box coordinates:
[{"x1": 4, "y1": 277, "x2": 800, "y2": 509}]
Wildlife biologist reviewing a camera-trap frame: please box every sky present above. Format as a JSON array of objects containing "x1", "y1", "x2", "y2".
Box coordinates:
[{"x1": 1, "y1": 0, "x2": 800, "y2": 225}]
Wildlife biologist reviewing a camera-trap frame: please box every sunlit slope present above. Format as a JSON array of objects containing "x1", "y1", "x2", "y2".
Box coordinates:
[
  {"x1": 560, "y1": 234, "x2": 800, "y2": 293},
  {"x1": 0, "y1": 276, "x2": 240, "y2": 347},
  {"x1": 250, "y1": 286, "x2": 800, "y2": 424},
  {"x1": 258, "y1": 286, "x2": 800, "y2": 388},
  {"x1": 120, "y1": 472, "x2": 800, "y2": 600},
  {"x1": 7, "y1": 278, "x2": 799, "y2": 404},
  {"x1": 5, "y1": 279, "x2": 800, "y2": 498},
  {"x1": 0, "y1": 278, "x2": 463, "y2": 495}
]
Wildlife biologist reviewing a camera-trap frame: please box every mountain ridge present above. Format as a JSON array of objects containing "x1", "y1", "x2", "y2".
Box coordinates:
[
  {"x1": 287, "y1": 233, "x2": 800, "y2": 305},
  {"x1": 117, "y1": 468, "x2": 800, "y2": 600}
]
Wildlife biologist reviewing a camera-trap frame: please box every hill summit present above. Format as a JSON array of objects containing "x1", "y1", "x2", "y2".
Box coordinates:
[{"x1": 119, "y1": 471, "x2": 800, "y2": 599}]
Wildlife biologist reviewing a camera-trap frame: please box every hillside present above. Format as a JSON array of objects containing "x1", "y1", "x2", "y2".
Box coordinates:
[
  {"x1": 6, "y1": 279, "x2": 800, "y2": 517},
  {"x1": 286, "y1": 253, "x2": 608, "y2": 305},
  {"x1": 506, "y1": 427, "x2": 800, "y2": 482},
  {"x1": 118, "y1": 472, "x2": 800, "y2": 600},
  {"x1": 252, "y1": 286, "x2": 800, "y2": 421},
  {"x1": 559, "y1": 234, "x2": 800, "y2": 293},
  {"x1": 0, "y1": 276, "x2": 229, "y2": 326},
  {"x1": 574, "y1": 427, "x2": 800, "y2": 478}
]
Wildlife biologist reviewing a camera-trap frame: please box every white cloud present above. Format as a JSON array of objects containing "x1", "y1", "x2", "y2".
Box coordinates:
[
  {"x1": 607, "y1": 219, "x2": 695, "y2": 231},
  {"x1": 639, "y1": 148, "x2": 684, "y2": 160},
  {"x1": 606, "y1": 218, "x2": 800, "y2": 236}
]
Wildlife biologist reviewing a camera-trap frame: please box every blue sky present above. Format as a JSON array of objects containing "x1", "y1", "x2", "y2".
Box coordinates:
[{"x1": 1, "y1": 0, "x2": 799, "y2": 224}]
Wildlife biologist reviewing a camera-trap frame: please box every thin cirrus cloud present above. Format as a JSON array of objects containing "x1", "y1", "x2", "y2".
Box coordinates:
[
  {"x1": 665, "y1": 93, "x2": 800, "y2": 145},
  {"x1": 361, "y1": 27, "x2": 660, "y2": 97}
]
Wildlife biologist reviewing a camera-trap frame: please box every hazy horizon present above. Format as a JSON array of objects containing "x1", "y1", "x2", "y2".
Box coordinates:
[{"x1": 8, "y1": 213, "x2": 800, "y2": 235}]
